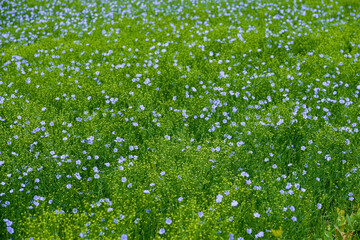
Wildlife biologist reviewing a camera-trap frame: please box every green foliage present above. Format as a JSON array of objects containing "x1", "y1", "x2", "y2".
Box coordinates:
[
  {"x1": 324, "y1": 207, "x2": 360, "y2": 239},
  {"x1": 1, "y1": 0, "x2": 360, "y2": 239}
]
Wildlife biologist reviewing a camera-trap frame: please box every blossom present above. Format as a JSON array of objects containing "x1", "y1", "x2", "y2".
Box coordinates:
[
  {"x1": 165, "y1": 218, "x2": 172, "y2": 225},
  {"x1": 159, "y1": 228, "x2": 165, "y2": 235},
  {"x1": 255, "y1": 231, "x2": 264, "y2": 238},
  {"x1": 7, "y1": 226, "x2": 14, "y2": 234},
  {"x1": 240, "y1": 172, "x2": 249, "y2": 177},
  {"x1": 254, "y1": 212, "x2": 260, "y2": 218},
  {"x1": 317, "y1": 203, "x2": 322, "y2": 209},
  {"x1": 231, "y1": 200, "x2": 238, "y2": 207},
  {"x1": 198, "y1": 211, "x2": 204, "y2": 218},
  {"x1": 216, "y1": 194, "x2": 223, "y2": 203}
]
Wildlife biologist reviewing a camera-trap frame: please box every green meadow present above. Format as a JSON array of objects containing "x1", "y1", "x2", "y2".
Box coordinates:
[{"x1": 1, "y1": 0, "x2": 360, "y2": 239}]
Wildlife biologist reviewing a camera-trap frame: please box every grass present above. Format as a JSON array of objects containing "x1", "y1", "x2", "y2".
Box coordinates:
[{"x1": 1, "y1": 0, "x2": 360, "y2": 239}]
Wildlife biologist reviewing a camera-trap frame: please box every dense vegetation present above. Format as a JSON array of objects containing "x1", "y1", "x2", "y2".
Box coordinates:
[{"x1": 1, "y1": 0, "x2": 360, "y2": 239}]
